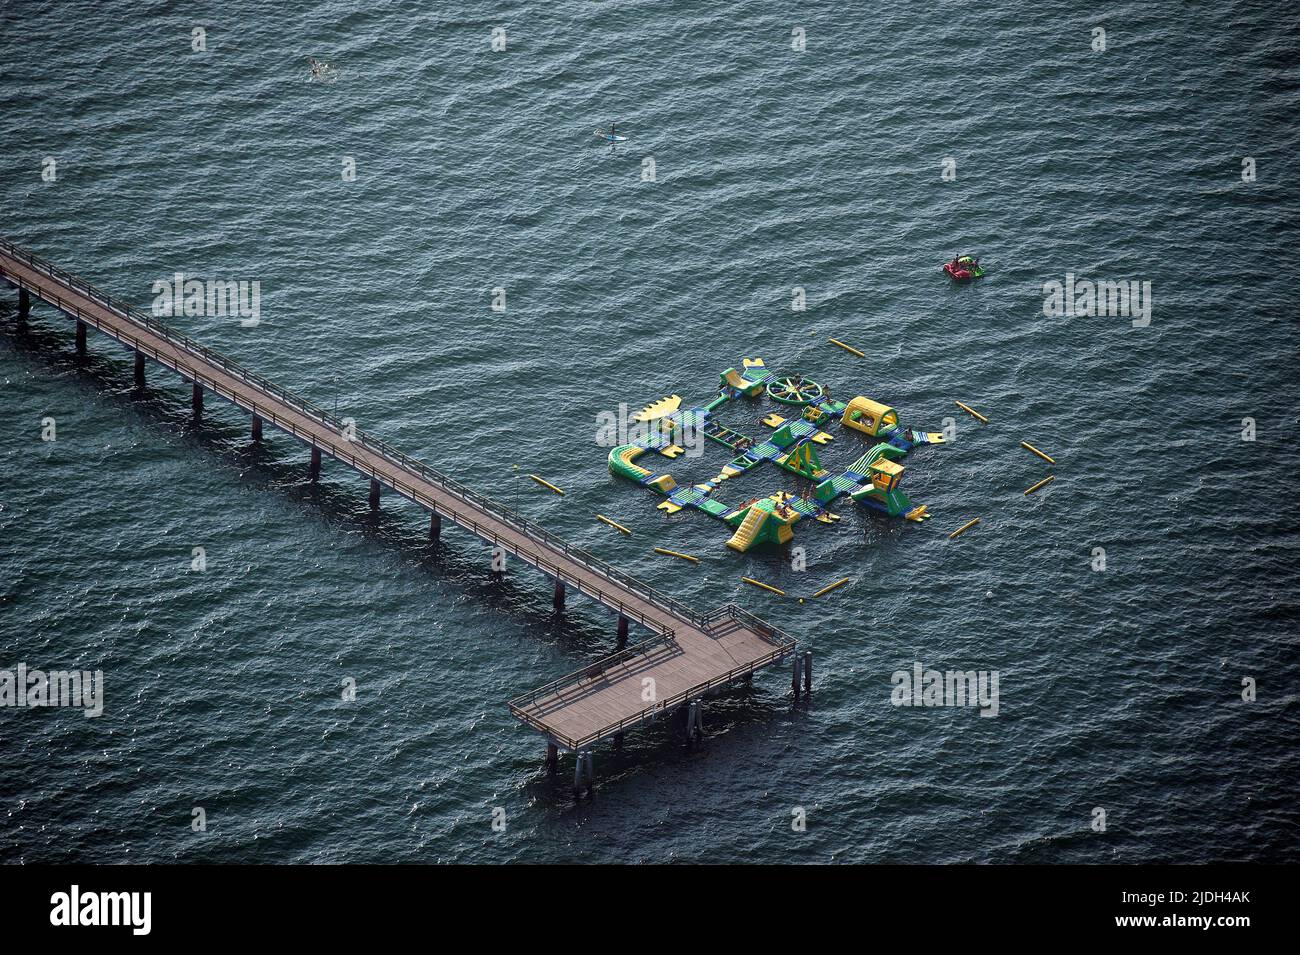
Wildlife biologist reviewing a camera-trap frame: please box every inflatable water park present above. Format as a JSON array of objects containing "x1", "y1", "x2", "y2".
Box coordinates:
[{"x1": 607, "y1": 358, "x2": 948, "y2": 552}]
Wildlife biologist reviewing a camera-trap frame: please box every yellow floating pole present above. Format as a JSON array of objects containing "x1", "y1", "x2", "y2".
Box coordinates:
[
  {"x1": 596, "y1": 514, "x2": 632, "y2": 535},
  {"x1": 954, "y1": 400, "x2": 989, "y2": 424},
  {"x1": 812, "y1": 577, "x2": 850, "y2": 598},
  {"x1": 1020, "y1": 441, "x2": 1056, "y2": 465},
  {"x1": 1024, "y1": 475, "x2": 1055, "y2": 496},
  {"x1": 828, "y1": 337, "x2": 866, "y2": 358},
  {"x1": 948, "y1": 517, "x2": 981, "y2": 540},
  {"x1": 654, "y1": 547, "x2": 699, "y2": 564},
  {"x1": 742, "y1": 577, "x2": 787, "y2": 596},
  {"x1": 527, "y1": 474, "x2": 566, "y2": 496}
]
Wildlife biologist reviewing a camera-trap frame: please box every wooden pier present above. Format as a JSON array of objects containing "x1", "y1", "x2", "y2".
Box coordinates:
[{"x1": 1, "y1": 237, "x2": 798, "y2": 785}]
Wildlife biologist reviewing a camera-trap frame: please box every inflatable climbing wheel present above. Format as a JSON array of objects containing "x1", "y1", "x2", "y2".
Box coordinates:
[{"x1": 766, "y1": 375, "x2": 827, "y2": 405}]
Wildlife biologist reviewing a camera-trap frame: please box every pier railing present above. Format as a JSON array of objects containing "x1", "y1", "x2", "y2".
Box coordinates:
[
  {"x1": 1, "y1": 235, "x2": 718, "y2": 633},
  {"x1": 506, "y1": 631, "x2": 679, "y2": 715}
]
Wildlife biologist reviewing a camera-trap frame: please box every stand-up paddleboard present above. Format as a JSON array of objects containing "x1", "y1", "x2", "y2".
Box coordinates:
[{"x1": 600, "y1": 134, "x2": 629, "y2": 142}]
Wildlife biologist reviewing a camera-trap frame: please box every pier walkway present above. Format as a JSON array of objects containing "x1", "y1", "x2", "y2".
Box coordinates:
[{"x1": 1, "y1": 237, "x2": 796, "y2": 773}]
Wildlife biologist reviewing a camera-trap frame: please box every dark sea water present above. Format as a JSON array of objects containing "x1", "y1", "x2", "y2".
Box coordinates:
[{"x1": 2, "y1": 1, "x2": 1298, "y2": 863}]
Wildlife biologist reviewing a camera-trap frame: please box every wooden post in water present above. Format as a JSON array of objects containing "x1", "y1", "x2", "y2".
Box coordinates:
[
  {"x1": 369, "y1": 478, "x2": 381, "y2": 511},
  {"x1": 75, "y1": 320, "x2": 87, "y2": 355},
  {"x1": 803, "y1": 651, "x2": 812, "y2": 695},
  {"x1": 251, "y1": 414, "x2": 262, "y2": 442},
  {"x1": 191, "y1": 382, "x2": 203, "y2": 417},
  {"x1": 134, "y1": 352, "x2": 145, "y2": 387},
  {"x1": 553, "y1": 579, "x2": 566, "y2": 611},
  {"x1": 617, "y1": 615, "x2": 629, "y2": 650},
  {"x1": 545, "y1": 742, "x2": 558, "y2": 774},
  {"x1": 17, "y1": 287, "x2": 29, "y2": 323},
  {"x1": 792, "y1": 653, "x2": 802, "y2": 701},
  {"x1": 309, "y1": 446, "x2": 321, "y2": 481},
  {"x1": 429, "y1": 512, "x2": 442, "y2": 541},
  {"x1": 574, "y1": 751, "x2": 592, "y2": 795}
]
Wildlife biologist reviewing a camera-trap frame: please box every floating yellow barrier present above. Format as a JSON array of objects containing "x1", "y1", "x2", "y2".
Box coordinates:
[
  {"x1": 828, "y1": 337, "x2": 866, "y2": 358},
  {"x1": 742, "y1": 577, "x2": 786, "y2": 596},
  {"x1": 948, "y1": 518, "x2": 981, "y2": 540},
  {"x1": 1024, "y1": 476, "x2": 1055, "y2": 496},
  {"x1": 654, "y1": 547, "x2": 699, "y2": 564},
  {"x1": 954, "y1": 400, "x2": 989, "y2": 424},
  {"x1": 1020, "y1": 441, "x2": 1057, "y2": 465},
  {"x1": 596, "y1": 514, "x2": 632, "y2": 535},
  {"x1": 812, "y1": 577, "x2": 850, "y2": 598},
  {"x1": 528, "y1": 474, "x2": 566, "y2": 496}
]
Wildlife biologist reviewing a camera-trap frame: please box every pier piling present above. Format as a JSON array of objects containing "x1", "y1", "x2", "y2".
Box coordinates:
[
  {"x1": 792, "y1": 653, "x2": 803, "y2": 701},
  {"x1": 369, "y1": 478, "x2": 380, "y2": 511},
  {"x1": 686, "y1": 699, "x2": 704, "y2": 742},
  {"x1": 573, "y1": 751, "x2": 593, "y2": 795},
  {"x1": 75, "y1": 319, "x2": 87, "y2": 355},
  {"x1": 616, "y1": 614, "x2": 628, "y2": 649},
  {"x1": 545, "y1": 742, "x2": 558, "y2": 774},
  {"x1": 191, "y1": 382, "x2": 203, "y2": 417},
  {"x1": 134, "y1": 352, "x2": 145, "y2": 387},
  {"x1": 309, "y1": 446, "x2": 321, "y2": 481},
  {"x1": 803, "y1": 651, "x2": 812, "y2": 695},
  {"x1": 17, "y1": 287, "x2": 29, "y2": 323},
  {"x1": 553, "y1": 579, "x2": 566, "y2": 611},
  {"x1": 251, "y1": 414, "x2": 262, "y2": 442},
  {"x1": 429, "y1": 512, "x2": 442, "y2": 541}
]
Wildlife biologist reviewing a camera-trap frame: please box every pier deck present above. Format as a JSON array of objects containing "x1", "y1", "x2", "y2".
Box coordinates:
[
  {"x1": 511, "y1": 605, "x2": 792, "y2": 750},
  {"x1": 1, "y1": 237, "x2": 796, "y2": 757}
]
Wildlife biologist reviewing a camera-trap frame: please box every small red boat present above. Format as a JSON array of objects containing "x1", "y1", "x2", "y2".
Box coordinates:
[{"x1": 942, "y1": 255, "x2": 985, "y2": 281}]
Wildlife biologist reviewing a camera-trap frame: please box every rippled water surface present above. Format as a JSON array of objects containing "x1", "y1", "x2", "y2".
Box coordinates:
[{"x1": 1, "y1": 1, "x2": 1297, "y2": 863}]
